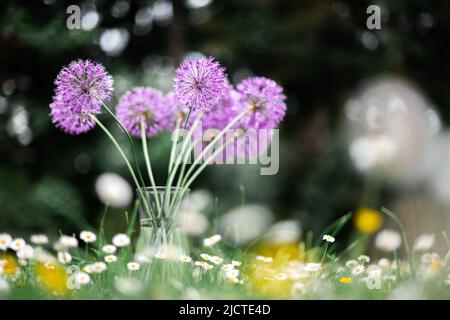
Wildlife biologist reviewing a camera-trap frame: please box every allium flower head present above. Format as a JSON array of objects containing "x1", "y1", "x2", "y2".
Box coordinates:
[
  {"x1": 162, "y1": 91, "x2": 194, "y2": 132},
  {"x1": 51, "y1": 59, "x2": 114, "y2": 134},
  {"x1": 55, "y1": 59, "x2": 114, "y2": 113},
  {"x1": 234, "y1": 76, "x2": 286, "y2": 130},
  {"x1": 116, "y1": 87, "x2": 166, "y2": 138},
  {"x1": 174, "y1": 56, "x2": 228, "y2": 110}
]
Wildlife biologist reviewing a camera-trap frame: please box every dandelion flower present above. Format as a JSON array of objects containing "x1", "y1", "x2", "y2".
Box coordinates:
[
  {"x1": 375, "y1": 229, "x2": 402, "y2": 252},
  {"x1": 80, "y1": 231, "x2": 97, "y2": 243},
  {"x1": 9, "y1": 238, "x2": 26, "y2": 251},
  {"x1": 234, "y1": 76, "x2": 286, "y2": 130},
  {"x1": 102, "y1": 244, "x2": 117, "y2": 254},
  {"x1": 74, "y1": 272, "x2": 91, "y2": 285},
  {"x1": 104, "y1": 255, "x2": 118, "y2": 263},
  {"x1": 203, "y1": 234, "x2": 222, "y2": 247},
  {"x1": 30, "y1": 234, "x2": 49, "y2": 245},
  {"x1": 174, "y1": 56, "x2": 228, "y2": 110},
  {"x1": 413, "y1": 234, "x2": 435, "y2": 251},
  {"x1": 51, "y1": 60, "x2": 114, "y2": 134},
  {"x1": 0, "y1": 234, "x2": 12, "y2": 251},
  {"x1": 92, "y1": 262, "x2": 107, "y2": 273},
  {"x1": 352, "y1": 264, "x2": 366, "y2": 275},
  {"x1": 16, "y1": 245, "x2": 34, "y2": 260},
  {"x1": 58, "y1": 235, "x2": 78, "y2": 248},
  {"x1": 339, "y1": 277, "x2": 352, "y2": 284},
  {"x1": 322, "y1": 234, "x2": 335, "y2": 243},
  {"x1": 354, "y1": 208, "x2": 383, "y2": 234},
  {"x1": 127, "y1": 262, "x2": 140, "y2": 272},
  {"x1": 116, "y1": 87, "x2": 166, "y2": 138},
  {"x1": 57, "y1": 252, "x2": 72, "y2": 264},
  {"x1": 112, "y1": 233, "x2": 130, "y2": 247},
  {"x1": 179, "y1": 255, "x2": 192, "y2": 263}
]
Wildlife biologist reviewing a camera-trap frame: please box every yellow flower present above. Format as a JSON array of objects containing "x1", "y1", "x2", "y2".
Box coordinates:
[
  {"x1": 35, "y1": 262, "x2": 68, "y2": 294},
  {"x1": 354, "y1": 208, "x2": 383, "y2": 234},
  {"x1": 339, "y1": 277, "x2": 352, "y2": 284}
]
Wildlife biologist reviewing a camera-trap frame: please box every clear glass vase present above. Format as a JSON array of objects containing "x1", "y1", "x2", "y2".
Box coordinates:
[{"x1": 135, "y1": 187, "x2": 190, "y2": 282}]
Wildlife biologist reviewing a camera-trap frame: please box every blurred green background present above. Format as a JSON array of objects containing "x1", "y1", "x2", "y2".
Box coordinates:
[{"x1": 1, "y1": 0, "x2": 449, "y2": 242}]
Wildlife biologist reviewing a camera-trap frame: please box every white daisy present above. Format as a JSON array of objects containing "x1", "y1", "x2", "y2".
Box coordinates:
[
  {"x1": 225, "y1": 269, "x2": 239, "y2": 279},
  {"x1": 179, "y1": 255, "x2": 192, "y2": 263},
  {"x1": 30, "y1": 234, "x2": 49, "y2": 245},
  {"x1": 102, "y1": 244, "x2": 117, "y2": 254},
  {"x1": 83, "y1": 264, "x2": 93, "y2": 274},
  {"x1": 378, "y1": 258, "x2": 391, "y2": 268},
  {"x1": 104, "y1": 255, "x2": 118, "y2": 263},
  {"x1": 74, "y1": 272, "x2": 91, "y2": 285},
  {"x1": 16, "y1": 245, "x2": 34, "y2": 260},
  {"x1": 322, "y1": 234, "x2": 335, "y2": 243},
  {"x1": 223, "y1": 264, "x2": 235, "y2": 271},
  {"x1": 210, "y1": 256, "x2": 223, "y2": 265},
  {"x1": 358, "y1": 255, "x2": 371, "y2": 264},
  {"x1": 127, "y1": 262, "x2": 140, "y2": 271},
  {"x1": 59, "y1": 235, "x2": 78, "y2": 248},
  {"x1": 80, "y1": 231, "x2": 97, "y2": 243},
  {"x1": 203, "y1": 234, "x2": 222, "y2": 247},
  {"x1": 9, "y1": 238, "x2": 26, "y2": 251},
  {"x1": 57, "y1": 251, "x2": 72, "y2": 264},
  {"x1": 0, "y1": 233, "x2": 12, "y2": 251},
  {"x1": 352, "y1": 264, "x2": 366, "y2": 275},
  {"x1": 92, "y1": 262, "x2": 107, "y2": 273},
  {"x1": 112, "y1": 234, "x2": 130, "y2": 247},
  {"x1": 200, "y1": 253, "x2": 211, "y2": 261}
]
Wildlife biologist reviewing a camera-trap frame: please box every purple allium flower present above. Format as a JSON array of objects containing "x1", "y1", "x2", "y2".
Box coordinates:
[
  {"x1": 233, "y1": 76, "x2": 286, "y2": 130},
  {"x1": 54, "y1": 59, "x2": 114, "y2": 114},
  {"x1": 162, "y1": 91, "x2": 195, "y2": 132},
  {"x1": 201, "y1": 84, "x2": 239, "y2": 130},
  {"x1": 50, "y1": 96, "x2": 97, "y2": 135},
  {"x1": 116, "y1": 87, "x2": 167, "y2": 138},
  {"x1": 174, "y1": 56, "x2": 228, "y2": 111}
]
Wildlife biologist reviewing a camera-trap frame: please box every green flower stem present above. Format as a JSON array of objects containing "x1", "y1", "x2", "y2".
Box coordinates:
[
  {"x1": 91, "y1": 116, "x2": 153, "y2": 221},
  {"x1": 164, "y1": 111, "x2": 205, "y2": 214},
  {"x1": 140, "y1": 121, "x2": 161, "y2": 214},
  {"x1": 181, "y1": 109, "x2": 248, "y2": 188},
  {"x1": 168, "y1": 117, "x2": 182, "y2": 174},
  {"x1": 97, "y1": 98, "x2": 147, "y2": 191},
  {"x1": 381, "y1": 207, "x2": 415, "y2": 277}
]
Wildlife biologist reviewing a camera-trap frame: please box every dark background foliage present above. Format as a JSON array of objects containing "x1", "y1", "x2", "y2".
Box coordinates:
[{"x1": 1, "y1": 0, "x2": 449, "y2": 237}]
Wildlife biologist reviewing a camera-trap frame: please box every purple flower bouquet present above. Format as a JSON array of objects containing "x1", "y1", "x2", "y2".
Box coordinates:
[{"x1": 49, "y1": 56, "x2": 287, "y2": 254}]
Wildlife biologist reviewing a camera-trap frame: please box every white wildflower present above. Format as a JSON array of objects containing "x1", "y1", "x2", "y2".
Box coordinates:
[
  {"x1": 59, "y1": 235, "x2": 78, "y2": 248},
  {"x1": 378, "y1": 258, "x2": 391, "y2": 268},
  {"x1": 231, "y1": 260, "x2": 242, "y2": 267},
  {"x1": 203, "y1": 234, "x2": 221, "y2": 247},
  {"x1": 375, "y1": 229, "x2": 402, "y2": 252},
  {"x1": 352, "y1": 264, "x2": 366, "y2": 275},
  {"x1": 57, "y1": 251, "x2": 72, "y2": 264},
  {"x1": 74, "y1": 272, "x2": 91, "y2": 285},
  {"x1": 0, "y1": 234, "x2": 12, "y2": 251},
  {"x1": 304, "y1": 263, "x2": 322, "y2": 272},
  {"x1": 95, "y1": 172, "x2": 133, "y2": 208},
  {"x1": 210, "y1": 256, "x2": 223, "y2": 265},
  {"x1": 30, "y1": 234, "x2": 48, "y2": 245},
  {"x1": 127, "y1": 262, "x2": 140, "y2": 271},
  {"x1": 322, "y1": 234, "x2": 335, "y2": 243},
  {"x1": 91, "y1": 262, "x2": 107, "y2": 273},
  {"x1": 112, "y1": 234, "x2": 130, "y2": 247},
  {"x1": 104, "y1": 255, "x2": 118, "y2": 263},
  {"x1": 16, "y1": 245, "x2": 34, "y2": 260},
  {"x1": 9, "y1": 238, "x2": 26, "y2": 251},
  {"x1": 358, "y1": 255, "x2": 371, "y2": 264},
  {"x1": 345, "y1": 259, "x2": 358, "y2": 268},
  {"x1": 179, "y1": 255, "x2": 192, "y2": 263},
  {"x1": 80, "y1": 231, "x2": 97, "y2": 243},
  {"x1": 102, "y1": 244, "x2": 117, "y2": 254},
  {"x1": 413, "y1": 234, "x2": 435, "y2": 251}
]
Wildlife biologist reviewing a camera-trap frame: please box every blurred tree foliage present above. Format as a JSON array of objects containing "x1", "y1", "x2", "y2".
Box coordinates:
[{"x1": 1, "y1": 0, "x2": 449, "y2": 236}]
